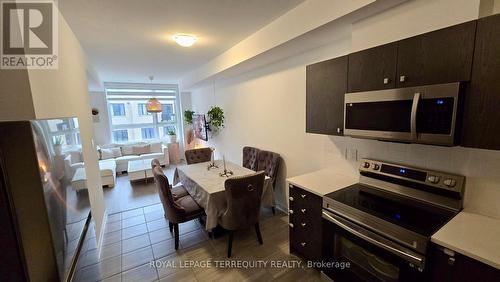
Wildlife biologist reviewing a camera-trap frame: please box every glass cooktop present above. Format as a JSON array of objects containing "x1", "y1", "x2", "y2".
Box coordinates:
[{"x1": 324, "y1": 184, "x2": 457, "y2": 237}]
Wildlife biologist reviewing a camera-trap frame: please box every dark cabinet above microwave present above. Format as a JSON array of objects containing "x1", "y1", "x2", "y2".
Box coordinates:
[
  {"x1": 396, "y1": 21, "x2": 476, "y2": 88},
  {"x1": 347, "y1": 43, "x2": 398, "y2": 92}
]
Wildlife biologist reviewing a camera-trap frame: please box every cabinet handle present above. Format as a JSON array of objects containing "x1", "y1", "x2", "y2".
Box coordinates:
[
  {"x1": 300, "y1": 242, "x2": 306, "y2": 247},
  {"x1": 301, "y1": 194, "x2": 306, "y2": 198},
  {"x1": 301, "y1": 208, "x2": 306, "y2": 213},
  {"x1": 289, "y1": 209, "x2": 294, "y2": 214},
  {"x1": 336, "y1": 127, "x2": 342, "y2": 133},
  {"x1": 448, "y1": 257, "x2": 455, "y2": 266},
  {"x1": 399, "y1": 75, "x2": 406, "y2": 82},
  {"x1": 289, "y1": 196, "x2": 294, "y2": 202},
  {"x1": 383, "y1": 78, "x2": 389, "y2": 84},
  {"x1": 301, "y1": 223, "x2": 306, "y2": 227},
  {"x1": 289, "y1": 223, "x2": 294, "y2": 228}
]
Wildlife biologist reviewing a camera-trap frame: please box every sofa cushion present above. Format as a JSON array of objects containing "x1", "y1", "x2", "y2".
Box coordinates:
[
  {"x1": 140, "y1": 152, "x2": 163, "y2": 160},
  {"x1": 99, "y1": 160, "x2": 116, "y2": 177},
  {"x1": 150, "y1": 142, "x2": 162, "y2": 153},
  {"x1": 67, "y1": 150, "x2": 82, "y2": 164},
  {"x1": 133, "y1": 144, "x2": 150, "y2": 155},
  {"x1": 121, "y1": 145, "x2": 135, "y2": 156},
  {"x1": 101, "y1": 148, "x2": 122, "y2": 160}
]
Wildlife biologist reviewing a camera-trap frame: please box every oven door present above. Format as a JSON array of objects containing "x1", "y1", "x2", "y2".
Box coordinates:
[
  {"x1": 344, "y1": 82, "x2": 461, "y2": 146},
  {"x1": 322, "y1": 210, "x2": 427, "y2": 282}
]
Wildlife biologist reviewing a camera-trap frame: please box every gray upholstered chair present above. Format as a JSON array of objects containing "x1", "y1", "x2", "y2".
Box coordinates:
[
  {"x1": 242, "y1": 146, "x2": 260, "y2": 171},
  {"x1": 218, "y1": 171, "x2": 265, "y2": 257},
  {"x1": 257, "y1": 150, "x2": 281, "y2": 214},
  {"x1": 184, "y1": 148, "x2": 212, "y2": 165},
  {"x1": 151, "y1": 159, "x2": 188, "y2": 199},
  {"x1": 152, "y1": 166, "x2": 205, "y2": 249}
]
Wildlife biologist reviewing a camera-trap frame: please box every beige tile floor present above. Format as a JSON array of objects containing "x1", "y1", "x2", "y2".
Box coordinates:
[{"x1": 73, "y1": 205, "x2": 323, "y2": 282}]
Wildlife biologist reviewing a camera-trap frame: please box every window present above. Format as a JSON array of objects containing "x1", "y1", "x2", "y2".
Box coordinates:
[
  {"x1": 105, "y1": 83, "x2": 181, "y2": 143},
  {"x1": 111, "y1": 103, "x2": 125, "y2": 116},
  {"x1": 141, "y1": 127, "x2": 156, "y2": 139},
  {"x1": 113, "y1": 130, "x2": 128, "y2": 142},
  {"x1": 137, "y1": 103, "x2": 149, "y2": 116}
]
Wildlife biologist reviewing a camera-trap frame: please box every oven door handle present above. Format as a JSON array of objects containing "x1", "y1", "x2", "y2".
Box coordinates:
[
  {"x1": 410, "y1": 92, "x2": 421, "y2": 140},
  {"x1": 322, "y1": 210, "x2": 424, "y2": 268}
]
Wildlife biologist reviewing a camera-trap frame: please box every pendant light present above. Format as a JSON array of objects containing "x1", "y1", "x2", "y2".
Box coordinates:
[{"x1": 146, "y1": 75, "x2": 162, "y2": 113}]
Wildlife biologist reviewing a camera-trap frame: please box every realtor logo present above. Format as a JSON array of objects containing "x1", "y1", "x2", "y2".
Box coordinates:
[{"x1": 1, "y1": 1, "x2": 58, "y2": 69}]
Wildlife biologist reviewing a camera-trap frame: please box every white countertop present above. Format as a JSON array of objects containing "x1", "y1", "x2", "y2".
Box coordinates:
[
  {"x1": 286, "y1": 168, "x2": 358, "y2": 197},
  {"x1": 432, "y1": 211, "x2": 500, "y2": 270}
]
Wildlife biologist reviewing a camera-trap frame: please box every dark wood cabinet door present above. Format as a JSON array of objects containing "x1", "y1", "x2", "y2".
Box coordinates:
[
  {"x1": 306, "y1": 56, "x2": 348, "y2": 136},
  {"x1": 429, "y1": 244, "x2": 500, "y2": 282},
  {"x1": 462, "y1": 14, "x2": 500, "y2": 150},
  {"x1": 396, "y1": 21, "x2": 476, "y2": 87},
  {"x1": 347, "y1": 42, "x2": 398, "y2": 92}
]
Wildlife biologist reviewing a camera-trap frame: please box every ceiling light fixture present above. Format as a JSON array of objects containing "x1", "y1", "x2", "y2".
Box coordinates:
[{"x1": 173, "y1": 34, "x2": 197, "y2": 47}]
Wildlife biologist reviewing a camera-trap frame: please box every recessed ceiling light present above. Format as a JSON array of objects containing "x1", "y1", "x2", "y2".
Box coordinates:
[{"x1": 173, "y1": 34, "x2": 197, "y2": 47}]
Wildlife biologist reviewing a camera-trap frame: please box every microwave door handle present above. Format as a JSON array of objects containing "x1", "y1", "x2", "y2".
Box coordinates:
[
  {"x1": 322, "y1": 211, "x2": 424, "y2": 267},
  {"x1": 411, "y1": 92, "x2": 421, "y2": 140}
]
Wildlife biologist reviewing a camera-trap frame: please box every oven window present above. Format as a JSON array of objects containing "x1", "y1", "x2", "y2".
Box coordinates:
[
  {"x1": 336, "y1": 236, "x2": 400, "y2": 282},
  {"x1": 345, "y1": 100, "x2": 413, "y2": 132},
  {"x1": 416, "y1": 97, "x2": 454, "y2": 134}
]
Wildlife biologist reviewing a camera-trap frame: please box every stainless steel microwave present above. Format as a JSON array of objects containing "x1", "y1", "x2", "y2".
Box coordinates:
[{"x1": 344, "y1": 82, "x2": 464, "y2": 146}]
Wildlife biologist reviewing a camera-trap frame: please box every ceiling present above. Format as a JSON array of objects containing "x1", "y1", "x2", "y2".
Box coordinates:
[{"x1": 58, "y1": 0, "x2": 304, "y2": 86}]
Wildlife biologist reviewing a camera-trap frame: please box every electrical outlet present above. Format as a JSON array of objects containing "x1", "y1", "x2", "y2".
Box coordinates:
[{"x1": 347, "y1": 148, "x2": 358, "y2": 161}]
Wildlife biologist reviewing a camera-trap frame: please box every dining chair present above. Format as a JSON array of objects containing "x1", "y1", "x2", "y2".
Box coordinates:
[
  {"x1": 218, "y1": 171, "x2": 266, "y2": 258},
  {"x1": 242, "y1": 146, "x2": 260, "y2": 171},
  {"x1": 150, "y1": 159, "x2": 188, "y2": 199},
  {"x1": 152, "y1": 166, "x2": 205, "y2": 250},
  {"x1": 257, "y1": 150, "x2": 281, "y2": 214},
  {"x1": 184, "y1": 148, "x2": 212, "y2": 165}
]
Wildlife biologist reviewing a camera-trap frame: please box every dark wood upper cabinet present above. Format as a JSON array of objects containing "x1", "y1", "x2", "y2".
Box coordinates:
[
  {"x1": 306, "y1": 56, "x2": 347, "y2": 135},
  {"x1": 461, "y1": 14, "x2": 500, "y2": 150},
  {"x1": 347, "y1": 43, "x2": 398, "y2": 92},
  {"x1": 396, "y1": 21, "x2": 476, "y2": 87}
]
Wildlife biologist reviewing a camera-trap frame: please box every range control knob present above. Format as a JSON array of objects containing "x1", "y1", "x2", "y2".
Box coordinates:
[
  {"x1": 443, "y1": 179, "x2": 457, "y2": 187},
  {"x1": 372, "y1": 164, "x2": 380, "y2": 170},
  {"x1": 363, "y1": 162, "x2": 371, "y2": 169},
  {"x1": 427, "y1": 175, "x2": 440, "y2": 184}
]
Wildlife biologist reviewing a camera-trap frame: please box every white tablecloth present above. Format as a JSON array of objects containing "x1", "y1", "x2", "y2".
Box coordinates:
[{"x1": 173, "y1": 160, "x2": 275, "y2": 230}]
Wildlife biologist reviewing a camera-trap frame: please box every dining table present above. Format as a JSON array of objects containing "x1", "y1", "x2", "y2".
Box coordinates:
[{"x1": 173, "y1": 160, "x2": 275, "y2": 230}]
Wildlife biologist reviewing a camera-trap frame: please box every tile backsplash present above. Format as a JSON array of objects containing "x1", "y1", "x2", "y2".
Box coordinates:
[{"x1": 328, "y1": 136, "x2": 500, "y2": 219}]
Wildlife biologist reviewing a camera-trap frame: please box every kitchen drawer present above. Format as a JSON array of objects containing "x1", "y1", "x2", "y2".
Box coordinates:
[{"x1": 288, "y1": 184, "x2": 323, "y2": 262}]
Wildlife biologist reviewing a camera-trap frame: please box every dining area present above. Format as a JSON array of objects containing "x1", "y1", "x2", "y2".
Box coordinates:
[{"x1": 150, "y1": 146, "x2": 282, "y2": 258}]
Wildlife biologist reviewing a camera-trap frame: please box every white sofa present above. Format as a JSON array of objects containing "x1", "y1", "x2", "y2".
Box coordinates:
[
  {"x1": 64, "y1": 152, "x2": 117, "y2": 188},
  {"x1": 98, "y1": 142, "x2": 170, "y2": 173}
]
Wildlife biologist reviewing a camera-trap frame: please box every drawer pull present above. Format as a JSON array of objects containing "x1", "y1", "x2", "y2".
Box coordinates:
[
  {"x1": 289, "y1": 196, "x2": 294, "y2": 201},
  {"x1": 301, "y1": 208, "x2": 306, "y2": 213},
  {"x1": 289, "y1": 223, "x2": 294, "y2": 228},
  {"x1": 300, "y1": 242, "x2": 306, "y2": 247},
  {"x1": 289, "y1": 209, "x2": 294, "y2": 214},
  {"x1": 301, "y1": 223, "x2": 306, "y2": 227},
  {"x1": 301, "y1": 194, "x2": 306, "y2": 198},
  {"x1": 399, "y1": 75, "x2": 406, "y2": 82}
]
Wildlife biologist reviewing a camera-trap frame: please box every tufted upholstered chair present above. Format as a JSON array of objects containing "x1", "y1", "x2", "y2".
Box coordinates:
[
  {"x1": 152, "y1": 166, "x2": 205, "y2": 249},
  {"x1": 184, "y1": 148, "x2": 212, "y2": 165},
  {"x1": 151, "y1": 159, "x2": 188, "y2": 199},
  {"x1": 218, "y1": 172, "x2": 265, "y2": 257},
  {"x1": 257, "y1": 150, "x2": 281, "y2": 214},
  {"x1": 242, "y1": 146, "x2": 260, "y2": 171}
]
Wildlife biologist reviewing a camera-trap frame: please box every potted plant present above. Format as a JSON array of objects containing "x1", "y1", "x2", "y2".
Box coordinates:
[
  {"x1": 167, "y1": 129, "x2": 177, "y2": 143},
  {"x1": 207, "y1": 106, "x2": 225, "y2": 133},
  {"x1": 53, "y1": 136, "x2": 64, "y2": 156},
  {"x1": 184, "y1": 110, "x2": 195, "y2": 125}
]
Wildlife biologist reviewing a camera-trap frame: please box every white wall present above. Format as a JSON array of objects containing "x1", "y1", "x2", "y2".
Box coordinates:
[
  {"x1": 89, "y1": 91, "x2": 111, "y2": 145},
  {"x1": 189, "y1": 0, "x2": 500, "y2": 219},
  {"x1": 27, "y1": 12, "x2": 106, "y2": 244}
]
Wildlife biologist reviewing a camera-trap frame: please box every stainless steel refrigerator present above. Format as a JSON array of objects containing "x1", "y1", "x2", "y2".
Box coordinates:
[{"x1": 0, "y1": 118, "x2": 93, "y2": 281}]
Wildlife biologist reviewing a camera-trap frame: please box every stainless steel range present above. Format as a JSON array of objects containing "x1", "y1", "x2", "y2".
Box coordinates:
[{"x1": 322, "y1": 159, "x2": 465, "y2": 282}]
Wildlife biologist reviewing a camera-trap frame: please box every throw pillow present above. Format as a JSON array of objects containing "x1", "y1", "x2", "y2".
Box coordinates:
[
  {"x1": 132, "y1": 144, "x2": 151, "y2": 155},
  {"x1": 100, "y1": 148, "x2": 116, "y2": 160},
  {"x1": 110, "y1": 147, "x2": 122, "y2": 158},
  {"x1": 149, "y1": 142, "x2": 162, "y2": 153},
  {"x1": 121, "y1": 145, "x2": 134, "y2": 156},
  {"x1": 68, "y1": 150, "x2": 82, "y2": 163}
]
